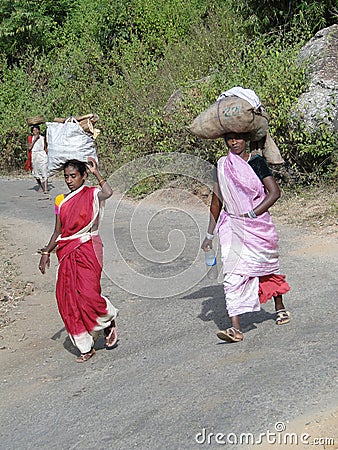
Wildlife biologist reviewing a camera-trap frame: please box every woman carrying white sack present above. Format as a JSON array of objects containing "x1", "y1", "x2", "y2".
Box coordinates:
[{"x1": 29, "y1": 125, "x2": 49, "y2": 193}]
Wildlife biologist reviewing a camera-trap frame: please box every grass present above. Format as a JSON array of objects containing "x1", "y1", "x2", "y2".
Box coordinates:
[{"x1": 272, "y1": 184, "x2": 338, "y2": 234}]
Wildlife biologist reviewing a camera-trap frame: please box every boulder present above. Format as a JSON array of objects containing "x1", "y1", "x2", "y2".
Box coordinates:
[{"x1": 293, "y1": 24, "x2": 338, "y2": 132}]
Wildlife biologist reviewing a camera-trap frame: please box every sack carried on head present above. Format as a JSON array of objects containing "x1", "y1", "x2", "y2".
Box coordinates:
[
  {"x1": 46, "y1": 117, "x2": 98, "y2": 177},
  {"x1": 188, "y1": 97, "x2": 269, "y2": 141},
  {"x1": 250, "y1": 130, "x2": 284, "y2": 165},
  {"x1": 188, "y1": 85, "x2": 284, "y2": 164},
  {"x1": 26, "y1": 116, "x2": 44, "y2": 126}
]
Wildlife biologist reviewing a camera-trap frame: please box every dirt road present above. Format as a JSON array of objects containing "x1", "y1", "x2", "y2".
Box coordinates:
[{"x1": 0, "y1": 175, "x2": 337, "y2": 449}]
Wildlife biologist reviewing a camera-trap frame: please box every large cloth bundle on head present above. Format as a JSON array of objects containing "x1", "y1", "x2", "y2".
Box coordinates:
[
  {"x1": 188, "y1": 88, "x2": 268, "y2": 141},
  {"x1": 188, "y1": 96, "x2": 268, "y2": 141},
  {"x1": 46, "y1": 117, "x2": 98, "y2": 177},
  {"x1": 249, "y1": 130, "x2": 284, "y2": 165},
  {"x1": 188, "y1": 87, "x2": 284, "y2": 164}
]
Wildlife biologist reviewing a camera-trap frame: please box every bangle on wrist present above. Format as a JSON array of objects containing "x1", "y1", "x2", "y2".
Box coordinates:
[
  {"x1": 41, "y1": 251, "x2": 50, "y2": 255},
  {"x1": 248, "y1": 209, "x2": 257, "y2": 218},
  {"x1": 98, "y1": 179, "x2": 105, "y2": 186},
  {"x1": 206, "y1": 232, "x2": 214, "y2": 240}
]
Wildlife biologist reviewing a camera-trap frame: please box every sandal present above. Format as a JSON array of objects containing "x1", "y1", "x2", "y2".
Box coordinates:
[
  {"x1": 76, "y1": 347, "x2": 95, "y2": 363},
  {"x1": 275, "y1": 309, "x2": 291, "y2": 325},
  {"x1": 217, "y1": 327, "x2": 243, "y2": 342},
  {"x1": 104, "y1": 320, "x2": 118, "y2": 348}
]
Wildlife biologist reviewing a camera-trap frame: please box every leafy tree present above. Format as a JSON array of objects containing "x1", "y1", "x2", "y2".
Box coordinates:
[
  {"x1": 0, "y1": 0, "x2": 74, "y2": 64},
  {"x1": 97, "y1": 0, "x2": 210, "y2": 60},
  {"x1": 0, "y1": 0, "x2": 336, "y2": 181},
  {"x1": 238, "y1": 0, "x2": 338, "y2": 36}
]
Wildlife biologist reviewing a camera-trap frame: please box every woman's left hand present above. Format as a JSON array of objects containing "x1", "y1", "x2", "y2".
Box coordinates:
[{"x1": 86, "y1": 157, "x2": 98, "y2": 174}]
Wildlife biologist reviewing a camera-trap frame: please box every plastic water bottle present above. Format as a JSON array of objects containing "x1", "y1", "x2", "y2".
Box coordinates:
[{"x1": 205, "y1": 248, "x2": 218, "y2": 279}]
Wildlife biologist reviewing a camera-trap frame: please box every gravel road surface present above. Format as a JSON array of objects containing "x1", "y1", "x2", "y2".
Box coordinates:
[{"x1": 0, "y1": 176, "x2": 337, "y2": 450}]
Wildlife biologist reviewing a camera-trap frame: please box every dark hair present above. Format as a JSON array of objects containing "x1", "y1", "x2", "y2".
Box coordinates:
[
  {"x1": 63, "y1": 159, "x2": 87, "y2": 176},
  {"x1": 224, "y1": 132, "x2": 251, "y2": 141},
  {"x1": 30, "y1": 125, "x2": 40, "y2": 133}
]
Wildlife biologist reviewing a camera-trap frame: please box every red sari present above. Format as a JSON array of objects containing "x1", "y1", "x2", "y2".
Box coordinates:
[
  {"x1": 25, "y1": 135, "x2": 33, "y2": 171},
  {"x1": 55, "y1": 185, "x2": 118, "y2": 353}
]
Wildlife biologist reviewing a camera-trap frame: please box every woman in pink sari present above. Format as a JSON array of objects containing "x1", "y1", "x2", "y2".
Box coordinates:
[
  {"x1": 39, "y1": 158, "x2": 118, "y2": 362},
  {"x1": 201, "y1": 132, "x2": 290, "y2": 342}
]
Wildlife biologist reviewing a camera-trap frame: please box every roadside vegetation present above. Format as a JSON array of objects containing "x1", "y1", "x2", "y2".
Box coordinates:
[{"x1": 0, "y1": 0, "x2": 337, "y2": 188}]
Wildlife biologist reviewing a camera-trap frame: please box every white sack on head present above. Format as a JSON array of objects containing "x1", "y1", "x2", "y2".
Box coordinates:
[
  {"x1": 217, "y1": 87, "x2": 262, "y2": 109},
  {"x1": 46, "y1": 117, "x2": 98, "y2": 177}
]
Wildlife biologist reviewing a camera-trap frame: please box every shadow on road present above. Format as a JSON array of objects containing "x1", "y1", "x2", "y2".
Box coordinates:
[{"x1": 184, "y1": 284, "x2": 275, "y2": 332}]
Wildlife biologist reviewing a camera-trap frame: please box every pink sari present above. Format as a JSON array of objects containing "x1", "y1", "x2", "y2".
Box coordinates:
[
  {"x1": 216, "y1": 152, "x2": 289, "y2": 316},
  {"x1": 55, "y1": 185, "x2": 118, "y2": 353}
]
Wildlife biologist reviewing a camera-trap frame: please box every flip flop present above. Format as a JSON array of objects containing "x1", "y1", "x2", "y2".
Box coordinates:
[
  {"x1": 275, "y1": 309, "x2": 291, "y2": 325},
  {"x1": 104, "y1": 320, "x2": 118, "y2": 348},
  {"x1": 76, "y1": 347, "x2": 95, "y2": 363},
  {"x1": 217, "y1": 327, "x2": 243, "y2": 342}
]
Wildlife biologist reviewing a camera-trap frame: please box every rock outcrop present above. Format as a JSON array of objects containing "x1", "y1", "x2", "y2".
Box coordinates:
[{"x1": 294, "y1": 24, "x2": 338, "y2": 132}]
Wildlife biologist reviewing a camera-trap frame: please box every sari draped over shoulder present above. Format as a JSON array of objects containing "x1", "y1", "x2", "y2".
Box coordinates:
[
  {"x1": 216, "y1": 152, "x2": 289, "y2": 316},
  {"x1": 216, "y1": 152, "x2": 280, "y2": 276},
  {"x1": 55, "y1": 185, "x2": 118, "y2": 353},
  {"x1": 31, "y1": 135, "x2": 47, "y2": 182}
]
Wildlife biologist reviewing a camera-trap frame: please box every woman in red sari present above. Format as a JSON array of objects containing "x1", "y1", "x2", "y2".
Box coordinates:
[{"x1": 39, "y1": 157, "x2": 118, "y2": 362}]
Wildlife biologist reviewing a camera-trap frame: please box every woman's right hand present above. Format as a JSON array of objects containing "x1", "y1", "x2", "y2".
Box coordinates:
[
  {"x1": 201, "y1": 237, "x2": 213, "y2": 252},
  {"x1": 39, "y1": 254, "x2": 50, "y2": 274}
]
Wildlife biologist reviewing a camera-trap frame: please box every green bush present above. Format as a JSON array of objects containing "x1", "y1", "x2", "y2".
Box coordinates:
[{"x1": 0, "y1": 0, "x2": 74, "y2": 65}]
